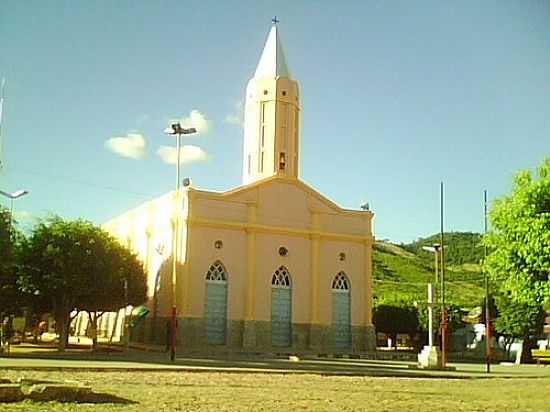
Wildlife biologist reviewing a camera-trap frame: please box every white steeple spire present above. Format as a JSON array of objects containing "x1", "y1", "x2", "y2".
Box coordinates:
[
  {"x1": 254, "y1": 23, "x2": 290, "y2": 78},
  {"x1": 242, "y1": 21, "x2": 300, "y2": 185}
]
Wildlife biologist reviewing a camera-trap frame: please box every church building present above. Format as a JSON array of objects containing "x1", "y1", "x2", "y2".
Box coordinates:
[{"x1": 103, "y1": 23, "x2": 376, "y2": 353}]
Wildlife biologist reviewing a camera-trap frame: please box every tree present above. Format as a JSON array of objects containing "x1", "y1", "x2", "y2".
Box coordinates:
[
  {"x1": 495, "y1": 295, "x2": 544, "y2": 360},
  {"x1": 0, "y1": 207, "x2": 24, "y2": 315},
  {"x1": 484, "y1": 157, "x2": 550, "y2": 362},
  {"x1": 19, "y1": 217, "x2": 147, "y2": 350},
  {"x1": 373, "y1": 303, "x2": 419, "y2": 348}
]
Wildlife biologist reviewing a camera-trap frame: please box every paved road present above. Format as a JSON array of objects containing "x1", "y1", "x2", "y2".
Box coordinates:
[{"x1": 2, "y1": 349, "x2": 550, "y2": 378}]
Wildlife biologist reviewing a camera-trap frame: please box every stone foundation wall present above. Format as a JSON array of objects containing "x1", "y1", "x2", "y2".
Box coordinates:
[{"x1": 132, "y1": 317, "x2": 376, "y2": 354}]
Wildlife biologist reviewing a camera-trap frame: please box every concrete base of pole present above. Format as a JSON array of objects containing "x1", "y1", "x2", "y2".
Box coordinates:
[
  {"x1": 417, "y1": 345, "x2": 442, "y2": 369},
  {"x1": 414, "y1": 345, "x2": 456, "y2": 371},
  {"x1": 412, "y1": 345, "x2": 456, "y2": 371}
]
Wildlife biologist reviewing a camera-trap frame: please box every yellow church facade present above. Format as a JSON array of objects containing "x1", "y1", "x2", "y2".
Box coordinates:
[{"x1": 103, "y1": 24, "x2": 376, "y2": 353}]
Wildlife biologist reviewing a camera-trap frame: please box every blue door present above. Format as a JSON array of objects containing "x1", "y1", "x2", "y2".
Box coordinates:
[
  {"x1": 271, "y1": 266, "x2": 292, "y2": 347},
  {"x1": 332, "y1": 272, "x2": 351, "y2": 349},
  {"x1": 205, "y1": 281, "x2": 227, "y2": 344},
  {"x1": 205, "y1": 261, "x2": 228, "y2": 345}
]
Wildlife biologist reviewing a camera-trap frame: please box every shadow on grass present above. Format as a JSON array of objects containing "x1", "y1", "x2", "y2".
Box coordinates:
[
  {"x1": 77, "y1": 392, "x2": 137, "y2": 404},
  {"x1": 2, "y1": 393, "x2": 137, "y2": 405}
]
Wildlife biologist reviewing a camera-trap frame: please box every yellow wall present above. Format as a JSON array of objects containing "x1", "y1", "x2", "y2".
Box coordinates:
[
  {"x1": 103, "y1": 189, "x2": 190, "y2": 317},
  {"x1": 103, "y1": 176, "x2": 374, "y2": 329},
  {"x1": 185, "y1": 176, "x2": 374, "y2": 328},
  {"x1": 184, "y1": 226, "x2": 247, "y2": 320}
]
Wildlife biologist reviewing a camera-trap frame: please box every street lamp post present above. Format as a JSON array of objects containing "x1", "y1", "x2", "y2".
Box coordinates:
[
  {"x1": 0, "y1": 189, "x2": 29, "y2": 235},
  {"x1": 439, "y1": 182, "x2": 447, "y2": 368},
  {"x1": 123, "y1": 278, "x2": 129, "y2": 351},
  {"x1": 164, "y1": 122, "x2": 196, "y2": 362},
  {"x1": 0, "y1": 189, "x2": 29, "y2": 354},
  {"x1": 422, "y1": 244, "x2": 441, "y2": 347}
]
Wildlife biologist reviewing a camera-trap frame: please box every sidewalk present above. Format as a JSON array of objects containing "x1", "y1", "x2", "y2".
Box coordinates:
[{"x1": 2, "y1": 344, "x2": 550, "y2": 379}]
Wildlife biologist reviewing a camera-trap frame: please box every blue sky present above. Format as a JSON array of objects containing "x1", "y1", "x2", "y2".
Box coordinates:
[{"x1": 1, "y1": 1, "x2": 549, "y2": 242}]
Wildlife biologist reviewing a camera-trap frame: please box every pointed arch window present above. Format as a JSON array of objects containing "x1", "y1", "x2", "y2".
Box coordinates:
[
  {"x1": 332, "y1": 272, "x2": 350, "y2": 291},
  {"x1": 206, "y1": 261, "x2": 228, "y2": 282},
  {"x1": 272, "y1": 266, "x2": 291, "y2": 288}
]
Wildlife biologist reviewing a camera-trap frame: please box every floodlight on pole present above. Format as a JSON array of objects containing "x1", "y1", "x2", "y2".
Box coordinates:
[
  {"x1": 0, "y1": 189, "x2": 29, "y2": 200},
  {"x1": 0, "y1": 188, "x2": 29, "y2": 234},
  {"x1": 164, "y1": 121, "x2": 197, "y2": 362}
]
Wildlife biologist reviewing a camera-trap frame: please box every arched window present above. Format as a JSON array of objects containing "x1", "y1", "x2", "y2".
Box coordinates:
[
  {"x1": 272, "y1": 266, "x2": 291, "y2": 287},
  {"x1": 332, "y1": 272, "x2": 350, "y2": 291},
  {"x1": 206, "y1": 261, "x2": 227, "y2": 282},
  {"x1": 271, "y1": 266, "x2": 292, "y2": 347},
  {"x1": 205, "y1": 261, "x2": 228, "y2": 345}
]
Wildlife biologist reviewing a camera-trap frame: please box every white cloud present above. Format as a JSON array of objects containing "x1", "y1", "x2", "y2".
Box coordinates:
[
  {"x1": 224, "y1": 100, "x2": 244, "y2": 126},
  {"x1": 14, "y1": 210, "x2": 34, "y2": 222},
  {"x1": 178, "y1": 110, "x2": 211, "y2": 135},
  {"x1": 157, "y1": 145, "x2": 208, "y2": 165},
  {"x1": 105, "y1": 133, "x2": 147, "y2": 159}
]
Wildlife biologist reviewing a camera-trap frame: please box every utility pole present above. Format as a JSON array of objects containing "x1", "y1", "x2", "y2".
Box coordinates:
[
  {"x1": 484, "y1": 189, "x2": 491, "y2": 373},
  {"x1": 440, "y1": 182, "x2": 447, "y2": 368}
]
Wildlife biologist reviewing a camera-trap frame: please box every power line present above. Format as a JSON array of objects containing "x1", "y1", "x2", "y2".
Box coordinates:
[{"x1": 6, "y1": 167, "x2": 155, "y2": 198}]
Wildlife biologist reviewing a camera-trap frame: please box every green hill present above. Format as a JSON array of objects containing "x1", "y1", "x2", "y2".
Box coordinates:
[
  {"x1": 402, "y1": 232, "x2": 484, "y2": 266},
  {"x1": 374, "y1": 232, "x2": 485, "y2": 308}
]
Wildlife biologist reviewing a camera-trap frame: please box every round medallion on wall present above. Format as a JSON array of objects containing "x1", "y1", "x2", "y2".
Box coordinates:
[
  {"x1": 214, "y1": 240, "x2": 223, "y2": 250},
  {"x1": 279, "y1": 246, "x2": 288, "y2": 256},
  {"x1": 339, "y1": 252, "x2": 346, "y2": 261}
]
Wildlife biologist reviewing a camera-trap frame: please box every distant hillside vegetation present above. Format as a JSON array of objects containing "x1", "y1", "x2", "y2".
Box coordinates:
[
  {"x1": 402, "y1": 232, "x2": 484, "y2": 266},
  {"x1": 373, "y1": 232, "x2": 485, "y2": 308}
]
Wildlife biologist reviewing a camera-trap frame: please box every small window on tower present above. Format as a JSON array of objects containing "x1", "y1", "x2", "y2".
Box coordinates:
[
  {"x1": 282, "y1": 91, "x2": 287, "y2": 96},
  {"x1": 263, "y1": 90, "x2": 268, "y2": 95},
  {"x1": 279, "y1": 152, "x2": 286, "y2": 171},
  {"x1": 260, "y1": 151, "x2": 264, "y2": 172}
]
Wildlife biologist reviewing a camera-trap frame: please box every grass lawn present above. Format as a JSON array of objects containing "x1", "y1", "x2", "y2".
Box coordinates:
[{"x1": 1, "y1": 369, "x2": 549, "y2": 411}]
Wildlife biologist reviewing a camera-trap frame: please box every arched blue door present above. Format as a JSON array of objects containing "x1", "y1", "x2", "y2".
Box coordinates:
[
  {"x1": 205, "y1": 261, "x2": 228, "y2": 345},
  {"x1": 332, "y1": 272, "x2": 351, "y2": 349},
  {"x1": 271, "y1": 266, "x2": 292, "y2": 347}
]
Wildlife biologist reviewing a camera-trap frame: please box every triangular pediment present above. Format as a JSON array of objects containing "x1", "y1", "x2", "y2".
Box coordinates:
[{"x1": 192, "y1": 175, "x2": 367, "y2": 216}]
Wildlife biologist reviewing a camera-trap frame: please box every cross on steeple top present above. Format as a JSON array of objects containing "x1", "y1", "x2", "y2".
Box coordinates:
[{"x1": 271, "y1": 16, "x2": 279, "y2": 25}]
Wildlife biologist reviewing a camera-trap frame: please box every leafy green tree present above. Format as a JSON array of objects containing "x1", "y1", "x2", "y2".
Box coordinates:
[
  {"x1": 19, "y1": 218, "x2": 147, "y2": 350},
  {"x1": 484, "y1": 157, "x2": 550, "y2": 361},
  {"x1": 0, "y1": 207, "x2": 24, "y2": 315},
  {"x1": 373, "y1": 303, "x2": 419, "y2": 348},
  {"x1": 495, "y1": 295, "x2": 544, "y2": 360}
]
